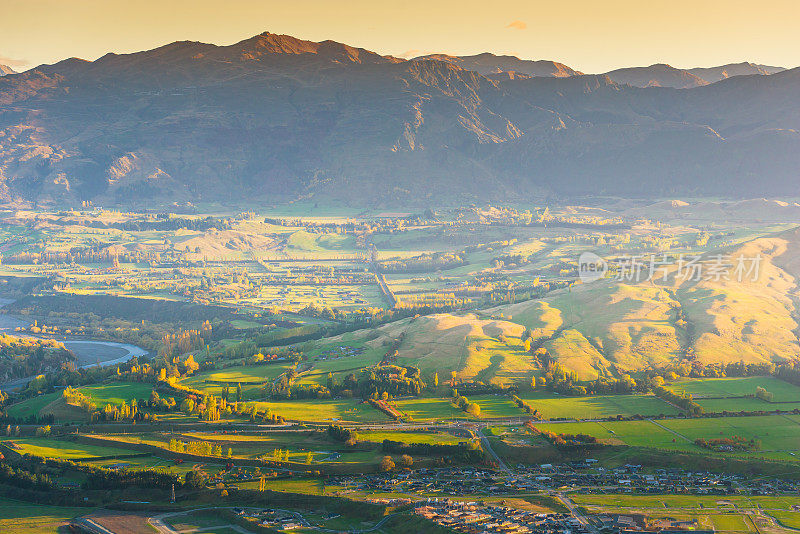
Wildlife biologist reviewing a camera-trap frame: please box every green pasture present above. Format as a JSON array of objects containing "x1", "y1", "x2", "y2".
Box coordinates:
[
  {"x1": 248, "y1": 399, "x2": 387, "y2": 423},
  {"x1": 356, "y1": 430, "x2": 465, "y2": 445},
  {"x1": 669, "y1": 376, "x2": 800, "y2": 401},
  {"x1": 520, "y1": 393, "x2": 680, "y2": 420},
  {"x1": 6, "y1": 393, "x2": 61, "y2": 419},
  {"x1": 0, "y1": 497, "x2": 89, "y2": 533},
  {"x1": 392, "y1": 398, "x2": 471, "y2": 421},
  {"x1": 77, "y1": 382, "x2": 154, "y2": 407},
  {"x1": 1, "y1": 437, "x2": 138, "y2": 460}
]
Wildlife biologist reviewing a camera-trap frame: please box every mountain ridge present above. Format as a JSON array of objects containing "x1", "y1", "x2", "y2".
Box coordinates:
[{"x1": 0, "y1": 32, "x2": 798, "y2": 207}]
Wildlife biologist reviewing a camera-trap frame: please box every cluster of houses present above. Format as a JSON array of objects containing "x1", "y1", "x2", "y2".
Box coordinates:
[
  {"x1": 330, "y1": 461, "x2": 800, "y2": 498},
  {"x1": 232, "y1": 507, "x2": 308, "y2": 531},
  {"x1": 314, "y1": 345, "x2": 366, "y2": 361},
  {"x1": 415, "y1": 501, "x2": 588, "y2": 534}
]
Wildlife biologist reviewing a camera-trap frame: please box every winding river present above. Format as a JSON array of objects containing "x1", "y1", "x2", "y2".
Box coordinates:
[{"x1": 0, "y1": 298, "x2": 148, "y2": 391}]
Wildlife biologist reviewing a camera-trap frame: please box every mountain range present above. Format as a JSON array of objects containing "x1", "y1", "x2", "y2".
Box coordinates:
[
  {"x1": 415, "y1": 55, "x2": 785, "y2": 89},
  {"x1": 0, "y1": 32, "x2": 798, "y2": 207}
]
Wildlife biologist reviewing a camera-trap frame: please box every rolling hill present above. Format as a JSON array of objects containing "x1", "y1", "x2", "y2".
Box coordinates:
[{"x1": 306, "y1": 226, "x2": 800, "y2": 384}]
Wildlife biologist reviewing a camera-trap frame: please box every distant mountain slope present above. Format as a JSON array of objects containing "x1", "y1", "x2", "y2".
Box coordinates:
[
  {"x1": 687, "y1": 62, "x2": 785, "y2": 83},
  {"x1": 0, "y1": 32, "x2": 799, "y2": 206},
  {"x1": 0, "y1": 65, "x2": 16, "y2": 76},
  {"x1": 603, "y1": 63, "x2": 709, "y2": 88},
  {"x1": 414, "y1": 52, "x2": 582, "y2": 77}
]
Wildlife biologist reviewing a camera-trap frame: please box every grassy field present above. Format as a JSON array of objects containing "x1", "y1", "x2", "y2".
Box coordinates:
[
  {"x1": 248, "y1": 399, "x2": 387, "y2": 422},
  {"x1": 660, "y1": 414, "x2": 800, "y2": 452},
  {"x1": 0, "y1": 497, "x2": 89, "y2": 533},
  {"x1": 356, "y1": 430, "x2": 466, "y2": 445},
  {"x1": 571, "y1": 493, "x2": 800, "y2": 510},
  {"x1": 669, "y1": 376, "x2": 800, "y2": 401},
  {"x1": 393, "y1": 397, "x2": 472, "y2": 421},
  {"x1": 535, "y1": 414, "x2": 800, "y2": 460},
  {"x1": 534, "y1": 420, "x2": 695, "y2": 452},
  {"x1": 181, "y1": 363, "x2": 292, "y2": 400},
  {"x1": 78, "y1": 382, "x2": 154, "y2": 407},
  {"x1": 769, "y1": 511, "x2": 800, "y2": 529},
  {"x1": 520, "y1": 394, "x2": 680, "y2": 420},
  {"x1": 1, "y1": 437, "x2": 139, "y2": 460},
  {"x1": 5, "y1": 393, "x2": 61, "y2": 419},
  {"x1": 694, "y1": 397, "x2": 792, "y2": 412}
]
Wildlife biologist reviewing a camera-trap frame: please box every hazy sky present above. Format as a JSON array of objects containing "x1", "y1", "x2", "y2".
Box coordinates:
[{"x1": 1, "y1": 0, "x2": 798, "y2": 72}]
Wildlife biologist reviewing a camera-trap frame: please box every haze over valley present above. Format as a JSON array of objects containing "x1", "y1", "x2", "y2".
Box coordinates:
[{"x1": 2, "y1": 7, "x2": 800, "y2": 533}]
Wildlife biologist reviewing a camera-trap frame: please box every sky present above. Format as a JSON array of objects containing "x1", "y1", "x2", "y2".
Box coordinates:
[{"x1": 1, "y1": 0, "x2": 798, "y2": 73}]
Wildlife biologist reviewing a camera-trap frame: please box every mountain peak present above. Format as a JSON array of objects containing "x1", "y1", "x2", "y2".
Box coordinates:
[
  {"x1": 413, "y1": 52, "x2": 582, "y2": 78},
  {"x1": 687, "y1": 62, "x2": 786, "y2": 83},
  {"x1": 0, "y1": 64, "x2": 16, "y2": 76},
  {"x1": 604, "y1": 63, "x2": 708, "y2": 88},
  {"x1": 224, "y1": 31, "x2": 396, "y2": 64}
]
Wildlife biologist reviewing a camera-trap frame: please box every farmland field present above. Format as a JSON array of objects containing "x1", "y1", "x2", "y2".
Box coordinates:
[
  {"x1": 248, "y1": 398, "x2": 387, "y2": 422},
  {"x1": 1, "y1": 437, "x2": 139, "y2": 459},
  {"x1": 77, "y1": 382, "x2": 154, "y2": 407},
  {"x1": 669, "y1": 377, "x2": 800, "y2": 401},
  {"x1": 0, "y1": 497, "x2": 89, "y2": 533},
  {"x1": 534, "y1": 415, "x2": 800, "y2": 460},
  {"x1": 520, "y1": 394, "x2": 680, "y2": 420},
  {"x1": 357, "y1": 431, "x2": 466, "y2": 445},
  {"x1": 660, "y1": 414, "x2": 800, "y2": 452},
  {"x1": 5, "y1": 393, "x2": 61, "y2": 419},
  {"x1": 393, "y1": 397, "x2": 473, "y2": 421}
]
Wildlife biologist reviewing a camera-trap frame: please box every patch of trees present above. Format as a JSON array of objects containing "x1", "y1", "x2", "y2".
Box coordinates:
[
  {"x1": 378, "y1": 252, "x2": 467, "y2": 274},
  {"x1": 452, "y1": 394, "x2": 481, "y2": 417},
  {"x1": 381, "y1": 439, "x2": 484, "y2": 463},
  {"x1": 14, "y1": 453, "x2": 180, "y2": 491},
  {"x1": 527, "y1": 425, "x2": 603, "y2": 450},
  {"x1": 367, "y1": 398, "x2": 402, "y2": 420},
  {"x1": 695, "y1": 435, "x2": 759, "y2": 452},
  {"x1": 755, "y1": 386, "x2": 774, "y2": 402},
  {"x1": 653, "y1": 385, "x2": 704, "y2": 415},
  {"x1": 327, "y1": 424, "x2": 358, "y2": 444},
  {"x1": 0, "y1": 461, "x2": 55, "y2": 492},
  {"x1": 511, "y1": 395, "x2": 541, "y2": 419},
  {"x1": 167, "y1": 439, "x2": 231, "y2": 458},
  {"x1": 538, "y1": 362, "x2": 643, "y2": 396},
  {"x1": 6, "y1": 293, "x2": 239, "y2": 324},
  {"x1": 159, "y1": 322, "x2": 212, "y2": 359},
  {"x1": 360, "y1": 365, "x2": 426, "y2": 398},
  {"x1": 233, "y1": 403, "x2": 285, "y2": 424},
  {"x1": 493, "y1": 253, "x2": 533, "y2": 268},
  {"x1": 0, "y1": 333, "x2": 75, "y2": 382}
]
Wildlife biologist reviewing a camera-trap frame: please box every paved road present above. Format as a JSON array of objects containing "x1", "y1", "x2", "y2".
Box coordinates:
[
  {"x1": 473, "y1": 424, "x2": 512, "y2": 475},
  {"x1": 557, "y1": 492, "x2": 599, "y2": 534}
]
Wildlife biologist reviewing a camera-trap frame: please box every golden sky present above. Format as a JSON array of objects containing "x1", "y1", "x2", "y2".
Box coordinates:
[{"x1": 1, "y1": 0, "x2": 797, "y2": 72}]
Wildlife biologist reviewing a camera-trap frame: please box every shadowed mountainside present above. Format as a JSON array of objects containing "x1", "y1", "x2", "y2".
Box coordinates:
[{"x1": 0, "y1": 32, "x2": 798, "y2": 207}]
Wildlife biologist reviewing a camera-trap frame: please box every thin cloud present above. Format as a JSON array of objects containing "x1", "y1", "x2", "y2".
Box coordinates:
[
  {"x1": 0, "y1": 54, "x2": 29, "y2": 68},
  {"x1": 398, "y1": 49, "x2": 423, "y2": 59},
  {"x1": 506, "y1": 20, "x2": 527, "y2": 30}
]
